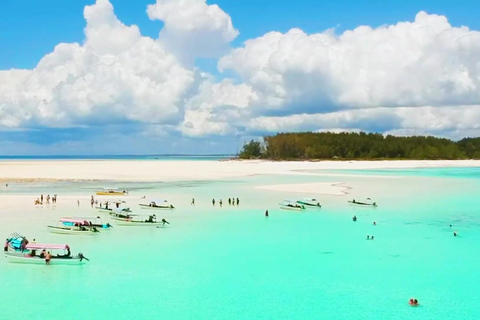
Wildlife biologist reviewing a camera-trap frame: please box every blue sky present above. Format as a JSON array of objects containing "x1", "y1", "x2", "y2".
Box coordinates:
[
  {"x1": 1, "y1": 0, "x2": 478, "y2": 70},
  {"x1": 0, "y1": 0, "x2": 479, "y2": 155}
]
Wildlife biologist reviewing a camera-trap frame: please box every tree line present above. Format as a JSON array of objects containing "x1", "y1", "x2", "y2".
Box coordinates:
[{"x1": 238, "y1": 132, "x2": 480, "y2": 160}]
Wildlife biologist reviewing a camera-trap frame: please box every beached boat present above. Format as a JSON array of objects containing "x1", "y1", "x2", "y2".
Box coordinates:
[
  {"x1": 348, "y1": 198, "x2": 378, "y2": 207},
  {"x1": 114, "y1": 214, "x2": 169, "y2": 227},
  {"x1": 279, "y1": 200, "x2": 306, "y2": 211},
  {"x1": 296, "y1": 198, "x2": 321, "y2": 208},
  {"x1": 95, "y1": 200, "x2": 131, "y2": 213},
  {"x1": 5, "y1": 243, "x2": 89, "y2": 265},
  {"x1": 47, "y1": 218, "x2": 100, "y2": 235},
  {"x1": 139, "y1": 199, "x2": 175, "y2": 210},
  {"x1": 95, "y1": 188, "x2": 128, "y2": 196}
]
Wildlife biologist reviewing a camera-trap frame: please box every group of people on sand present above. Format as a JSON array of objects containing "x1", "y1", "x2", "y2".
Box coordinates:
[
  {"x1": 190, "y1": 197, "x2": 241, "y2": 207},
  {"x1": 211, "y1": 198, "x2": 240, "y2": 207},
  {"x1": 34, "y1": 194, "x2": 57, "y2": 205}
]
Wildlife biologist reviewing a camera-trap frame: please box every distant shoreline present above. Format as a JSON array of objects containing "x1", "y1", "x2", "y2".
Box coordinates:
[{"x1": 0, "y1": 159, "x2": 478, "y2": 183}]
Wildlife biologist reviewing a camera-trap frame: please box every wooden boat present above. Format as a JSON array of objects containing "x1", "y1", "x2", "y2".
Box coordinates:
[
  {"x1": 114, "y1": 214, "x2": 169, "y2": 227},
  {"x1": 47, "y1": 218, "x2": 100, "y2": 235},
  {"x1": 348, "y1": 198, "x2": 378, "y2": 207},
  {"x1": 96, "y1": 188, "x2": 128, "y2": 196},
  {"x1": 4, "y1": 243, "x2": 89, "y2": 265},
  {"x1": 296, "y1": 198, "x2": 321, "y2": 208},
  {"x1": 139, "y1": 199, "x2": 175, "y2": 210},
  {"x1": 279, "y1": 200, "x2": 306, "y2": 211}
]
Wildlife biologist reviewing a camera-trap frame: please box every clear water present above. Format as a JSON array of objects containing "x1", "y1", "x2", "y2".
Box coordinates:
[{"x1": 1, "y1": 167, "x2": 480, "y2": 320}]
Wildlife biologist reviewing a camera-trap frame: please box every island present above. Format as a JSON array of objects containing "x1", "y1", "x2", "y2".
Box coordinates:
[{"x1": 238, "y1": 132, "x2": 480, "y2": 160}]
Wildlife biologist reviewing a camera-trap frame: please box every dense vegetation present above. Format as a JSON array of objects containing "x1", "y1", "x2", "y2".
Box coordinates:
[{"x1": 239, "y1": 132, "x2": 480, "y2": 160}]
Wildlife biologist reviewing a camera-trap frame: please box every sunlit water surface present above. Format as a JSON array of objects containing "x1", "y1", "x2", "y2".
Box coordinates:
[{"x1": 1, "y1": 167, "x2": 479, "y2": 320}]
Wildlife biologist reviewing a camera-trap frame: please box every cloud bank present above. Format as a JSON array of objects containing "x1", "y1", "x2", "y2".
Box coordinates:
[{"x1": 0, "y1": 1, "x2": 479, "y2": 153}]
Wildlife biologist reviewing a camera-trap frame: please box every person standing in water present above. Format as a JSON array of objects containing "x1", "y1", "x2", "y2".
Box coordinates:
[
  {"x1": 236, "y1": 198, "x2": 240, "y2": 206},
  {"x1": 265, "y1": 210, "x2": 269, "y2": 217},
  {"x1": 353, "y1": 215, "x2": 357, "y2": 222},
  {"x1": 219, "y1": 199, "x2": 223, "y2": 207},
  {"x1": 228, "y1": 198, "x2": 231, "y2": 205},
  {"x1": 212, "y1": 199, "x2": 215, "y2": 206},
  {"x1": 77, "y1": 200, "x2": 80, "y2": 207},
  {"x1": 191, "y1": 198, "x2": 195, "y2": 205},
  {"x1": 45, "y1": 251, "x2": 51, "y2": 265},
  {"x1": 40, "y1": 194, "x2": 43, "y2": 204}
]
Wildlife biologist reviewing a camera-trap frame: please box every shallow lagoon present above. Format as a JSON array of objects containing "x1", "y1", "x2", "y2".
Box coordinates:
[{"x1": 1, "y1": 167, "x2": 479, "y2": 320}]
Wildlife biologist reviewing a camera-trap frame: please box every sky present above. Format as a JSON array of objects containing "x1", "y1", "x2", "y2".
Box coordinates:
[{"x1": 0, "y1": 0, "x2": 479, "y2": 155}]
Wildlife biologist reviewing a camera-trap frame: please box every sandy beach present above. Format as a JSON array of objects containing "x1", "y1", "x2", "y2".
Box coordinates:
[{"x1": 0, "y1": 159, "x2": 479, "y2": 183}]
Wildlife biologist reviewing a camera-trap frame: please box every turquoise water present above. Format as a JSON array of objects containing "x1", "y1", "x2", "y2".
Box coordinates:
[{"x1": 1, "y1": 167, "x2": 480, "y2": 319}]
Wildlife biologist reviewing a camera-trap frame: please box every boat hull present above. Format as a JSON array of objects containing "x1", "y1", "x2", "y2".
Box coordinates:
[
  {"x1": 139, "y1": 204, "x2": 174, "y2": 210},
  {"x1": 279, "y1": 205, "x2": 306, "y2": 212},
  {"x1": 115, "y1": 220, "x2": 165, "y2": 227},
  {"x1": 4, "y1": 253, "x2": 87, "y2": 265},
  {"x1": 297, "y1": 201, "x2": 321, "y2": 208},
  {"x1": 47, "y1": 226, "x2": 98, "y2": 235},
  {"x1": 348, "y1": 201, "x2": 377, "y2": 207}
]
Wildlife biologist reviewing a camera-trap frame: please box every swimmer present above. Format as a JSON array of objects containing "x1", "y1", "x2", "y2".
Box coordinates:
[
  {"x1": 454, "y1": 231, "x2": 457, "y2": 237},
  {"x1": 352, "y1": 215, "x2": 357, "y2": 222},
  {"x1": 366, "y1": 235, "x2": 370, "y2": 240},
  {"x1": 409, "y1": 298, "x2": 419, "y2": 306},
  {"x1": 371, "y1": 236, "x2": 374, "y2": 240},
  {"x1": 373, "y1": 221, "x2": 376, "y2": 226}
]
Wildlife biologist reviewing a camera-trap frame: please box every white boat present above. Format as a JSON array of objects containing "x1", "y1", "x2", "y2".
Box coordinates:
[
  {"x1": 47, "y1": 218, "x2": 100, "y2": 235},
  {"x1": 348, "y1": 198, "x2": 378, "y2": 207},
  {"x1": 296, "y1": 198, "x2": 321, "y2": 208},
  {"x1": 4, "y1": 243, "x2": 89, "y2": 265},
  {"x1": 109, "y1": 208, "x2": 137, "y2": 220},
  {"x1": 114, "y1": 214, "x2": 169, "y2": 227},
  {"x1": 279, "y1": 200, "x2": 306, "y2": 211},
  {"x1": 139, "y1": 199, "x2": 175, "y2": 210}
]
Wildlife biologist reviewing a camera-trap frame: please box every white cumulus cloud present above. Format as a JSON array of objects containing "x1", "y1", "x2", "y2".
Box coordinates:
[
  {"x1": 0, "y1": 0, "x2": 194, "y2": 130},
  {"x1": 147, "y1": 0, "x2": 239, "y2": 64},
  {"x1": 219, "y1": 11, "x2": 480, "y2": 114}
]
